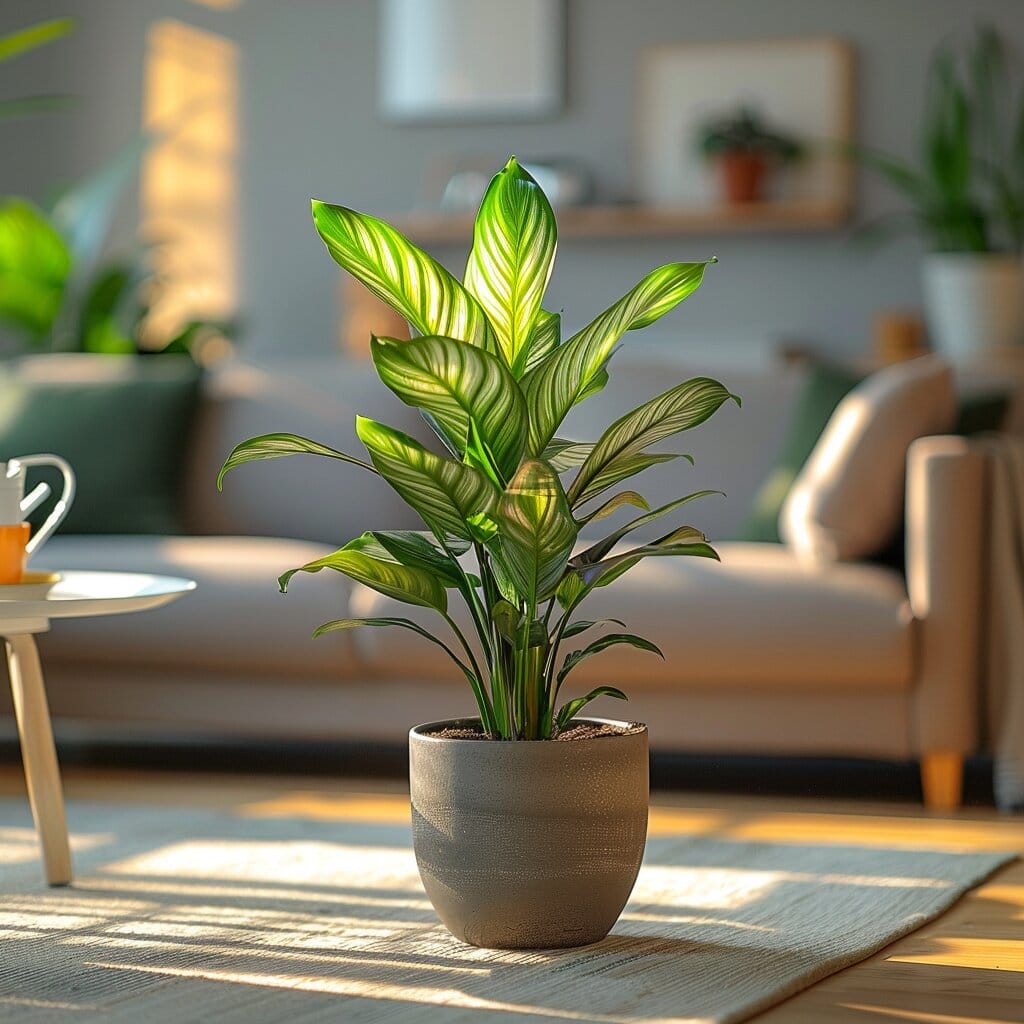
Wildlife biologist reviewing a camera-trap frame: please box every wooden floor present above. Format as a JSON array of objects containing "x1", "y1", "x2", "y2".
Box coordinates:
[{"x1": 1, "y1": 766, "x2": 1022, "y2": 1024}]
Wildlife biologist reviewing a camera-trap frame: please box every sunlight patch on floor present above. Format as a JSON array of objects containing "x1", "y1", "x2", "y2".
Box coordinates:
[{"x1": 886, "y1": 936, "x2": 1024, "y2": 971}]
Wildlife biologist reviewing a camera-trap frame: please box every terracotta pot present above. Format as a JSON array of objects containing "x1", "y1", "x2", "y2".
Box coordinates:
[
  {"x1": 717, "y1": 151, "x2": 769, "y2": 204},
  {"x1": 409, "y1": 717, "x2": 649, "y2": 949}
]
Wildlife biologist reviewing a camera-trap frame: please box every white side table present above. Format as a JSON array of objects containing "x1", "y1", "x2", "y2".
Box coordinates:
[{"x1": 3, "y1": 571, "x2": 195, "y2": 885}]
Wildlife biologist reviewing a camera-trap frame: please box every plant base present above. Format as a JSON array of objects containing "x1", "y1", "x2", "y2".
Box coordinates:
[{"x1": 409, "y1": 717, "x2": 649, "y2": 949}]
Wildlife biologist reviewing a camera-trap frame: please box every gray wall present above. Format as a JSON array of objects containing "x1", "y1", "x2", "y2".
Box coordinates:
[{"x1": 4, "y1": 0, "x2": 1023, "y2": 360}]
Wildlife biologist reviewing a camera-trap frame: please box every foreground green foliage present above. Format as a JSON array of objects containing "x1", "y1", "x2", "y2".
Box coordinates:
[{"x1": 220, "y1": 157, "x2": 737, "y2": 738}]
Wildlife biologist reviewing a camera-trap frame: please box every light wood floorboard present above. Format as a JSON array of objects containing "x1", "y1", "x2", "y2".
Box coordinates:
[{"x1": 1, "y1": 766, "x2": 1021, "y2": 1023}]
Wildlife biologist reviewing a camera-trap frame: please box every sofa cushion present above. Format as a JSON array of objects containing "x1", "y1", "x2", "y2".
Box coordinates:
[
  {"x1": 350, "y1": 542, "x2": 914, "y2": 691},
  {"x1": 34, "y1": 535, "x2": 359, "y2": 678},
  {"x1": 0, "y1": 354, "x2": 201, "y2": 535},
  {"x1": 742, "y1": 361, "x2": 860, "y2": 543},
  {"x1": 780, "y1": 356, "x2": 956, "y2": 564}
]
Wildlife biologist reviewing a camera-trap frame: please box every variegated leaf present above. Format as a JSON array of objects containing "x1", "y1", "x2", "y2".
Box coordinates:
[
  {"x1": 464, "y1": 158, "x2": 557, "y2": 376},
  {"x1": 279, "y1": 545, "x2": 447, "y2": 611},
  {"x1": 371, "y1": 334, "x2": 527, "y2": 482},
  {"x1": 573, "y1": 490, "x2": 722, "y2": 566},
  {"x1": 311, "y1": 200, "x2": 495, "y2": 350},
  {"x1": 522, "y1": 260, "x2": 715, "y2": 453},
  {"x1": 217, "y1": 432, "x2": 376, "y2": 491},
  {"x1": 542, "y1": 437, "x2": 594, "y2": 472},
  {"x1": 490, "y1": 459, "x2": 577, "y2": 604},
  {"x1": 568, "y1": 378, "x2": 736, "y2": 505},
  {"x1": 356, "y1": 416, "x2": 497, "y2": 541},
  {"x1": 523, "y1": 309, "x2": 560, "y2": 374}
]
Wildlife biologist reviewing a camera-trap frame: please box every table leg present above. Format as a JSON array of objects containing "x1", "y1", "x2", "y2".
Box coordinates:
[{"x1": 6, "y1": 633, "x2": 72, "y2": 886}]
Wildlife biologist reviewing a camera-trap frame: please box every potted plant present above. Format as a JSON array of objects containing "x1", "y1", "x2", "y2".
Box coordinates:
[
  {"x1": 697, "y1": 106, "x2": 803, "y2": 204},
  {"x1": 219, "y1": 157, "x2": 736, "y2": 949},
  {"x1": 854, "y1": 26, "x2": 1024, "y2": 360}
]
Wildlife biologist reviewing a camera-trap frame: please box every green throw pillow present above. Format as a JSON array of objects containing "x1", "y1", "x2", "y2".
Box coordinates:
[
  {"x1": 741, "y1": 362, "x2": 860, "y2": 543},
  {"x1": 0, "y1": 356, "x2": 202, "y2": 535}
]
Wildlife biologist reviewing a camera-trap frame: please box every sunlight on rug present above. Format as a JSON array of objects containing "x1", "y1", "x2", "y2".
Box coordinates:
[{"x1": 0, "y1": 799, "x2": 1012, "y2": 1024}]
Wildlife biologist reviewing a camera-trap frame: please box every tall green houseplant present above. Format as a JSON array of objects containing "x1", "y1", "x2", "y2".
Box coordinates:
[{"x1": 220, "y1": 157, "x2": 736, "y2": 740}]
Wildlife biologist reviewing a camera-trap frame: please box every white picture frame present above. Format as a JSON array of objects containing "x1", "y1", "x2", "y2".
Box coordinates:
[
  {"x1": 635, "y1": 37, "x2": 854, "y2": 208},
  {"x1": 378, "y1": 0, "x2": 564, "y2": 123}
]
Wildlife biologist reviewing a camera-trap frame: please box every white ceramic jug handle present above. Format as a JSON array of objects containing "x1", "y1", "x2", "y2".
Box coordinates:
[{"x1": 18, "y1": 455, "x2": 76, "y2": 557}]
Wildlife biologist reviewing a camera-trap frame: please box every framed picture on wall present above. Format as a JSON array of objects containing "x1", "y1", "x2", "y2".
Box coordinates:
[
  {"x1": 378, "y1": 0, "x2": 564, "y2": 123},
  {"x1": 635, "y1": 37, "x2": 855, "y2": 209}
]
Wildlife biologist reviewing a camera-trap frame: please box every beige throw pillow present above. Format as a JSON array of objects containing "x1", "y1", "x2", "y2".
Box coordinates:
[{"x1": 780, "y1": 355, "x2": 956, "y2": 564}]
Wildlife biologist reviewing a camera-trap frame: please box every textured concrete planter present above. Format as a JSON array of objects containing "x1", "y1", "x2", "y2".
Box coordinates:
[{"x1": 410, "y1": 717, "x2": 649, "y2": 950}]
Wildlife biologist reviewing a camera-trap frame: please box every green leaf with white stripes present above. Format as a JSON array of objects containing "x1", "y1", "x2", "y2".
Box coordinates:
[
  {"x1": 311, "y1": 200, "x2": 495, "y2": 351},
  {"x1": 490, "y1": 459, "x2": 577, "y2": 604},
  {"x1": 356, "y1": 416, "x2": 497, "y2": 541},
  {"x1": 523, "y1": 309, "x2": 560, "y2": 374},
  {"x1": 571, "y1": 453, "x2": 688, "y2": 509},
  {"x1": 578, "y1": 527, "x2": 719, "y2": 590},
  {"x1": 573, "y1": 490, "x2": 723, "y2": 566},
  {"x1": 568, "y1": 377, "x2": 737, "y2": 505},
  {"x1": 217, "y1": 432, "x2": 376, "y2": 490},
  {"x1": 370, "y1": 334, "x2": 528, "y2": 482},
  {"x1": 576, "y1": 490, "x2": 649, "y2": 525},
  {"x1": 279, "y1": 545, "x2": 447, "y2": 611},
  {"x1": 542, "y1": 438, "x2": 594, "y2": 472},
  {"x1": 522, "y1": 260, "x2": 715, "y2": 453},
  {"x1": 464, "y1": 158, "x2": 557, "y2": 376}
]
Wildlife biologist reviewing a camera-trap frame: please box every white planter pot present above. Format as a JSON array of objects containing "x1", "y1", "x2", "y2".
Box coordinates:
[{"x1": 921, "y1": 253, "x2": 1024, "y2": 361}]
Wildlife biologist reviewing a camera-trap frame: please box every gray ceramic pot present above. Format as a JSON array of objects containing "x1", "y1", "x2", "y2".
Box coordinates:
[{"x1": 409, "y1": 717, "x2": 649, "y2": 950}]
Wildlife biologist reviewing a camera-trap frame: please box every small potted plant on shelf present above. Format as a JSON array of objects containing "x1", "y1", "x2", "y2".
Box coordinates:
[
  {"x1": 697, "y1": 106, "x2": 804, "y2": 204},
  {"x1": 219, "y1": 157, "x2": 737, "y2": 950},
  {"x1": 851, "y1": 25, "x2": 1024, "y2": 360}
]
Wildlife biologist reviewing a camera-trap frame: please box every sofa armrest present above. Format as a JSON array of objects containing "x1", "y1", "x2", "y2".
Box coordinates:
[{"x1": 906, "y1": 435, "x2": 987, "y2": 754}]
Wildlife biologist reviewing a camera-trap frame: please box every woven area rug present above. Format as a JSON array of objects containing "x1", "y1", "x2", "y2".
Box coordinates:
[{"x1": 0, "y1": 798, "x2": 1011, "y2": 1024}]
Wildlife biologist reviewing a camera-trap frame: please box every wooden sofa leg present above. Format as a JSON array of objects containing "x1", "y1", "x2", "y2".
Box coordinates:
[{"x1": 920, "y1": 753, "x2": 964, "y2": 811}]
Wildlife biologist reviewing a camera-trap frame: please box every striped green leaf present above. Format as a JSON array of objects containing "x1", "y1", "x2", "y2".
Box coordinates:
[
  {"x1": 555, "y1": 686, "x2": 629, "y2": 730},
  {"x1": 217, "y1": 432, "x2": 376, "y2": 490},
  {"x1": 464, "y1": 157, "x2": 557, "y2": 376},
  {"x1": 311, "y1": 200, "x2": 495, "y2": 350},
  {"x1": 580, "y1": 527, "x2": 719, "y2": 590},
  {"x1": 370, "y1": 334, "x2": 528, "y2": 482},
  {"x1": 356, "y1": 416, "x2": 497, "y2": 541},
  {"x1": 557, "y1": 632, "x2": 663, "y2": 685},
  {"x1": 573, "y1": 490, "x2": 723, "y2": 566},
  {"x1": 572, "y1": 453, "x2": 688, "y2": 509},
  {"x1": 360, "y1": 531, "x2": 466, "y2": 587},
  {"x1": 490, "y1": 459, "x2": 577, "y2": 604},
  {"x1": 279, "y1": 545, "x2": 447, "y2": 612},
  {"x1": 568, "y1": 378, "x2": 737, "y2": 505},
  {"x1": 542, "y1": 438, "x2": 594, "y2": 472},
  {"x1": 523, "y1": 309, "x2": 560, "y2": 374},
  {"x1": 576, "y1": 490, "x2": 649, "y2": 525},
  {"x1": 522, "y1": 260, "x2": 715, "y2": 453}
]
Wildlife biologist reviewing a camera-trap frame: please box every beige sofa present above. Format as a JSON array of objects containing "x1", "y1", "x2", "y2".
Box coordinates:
[{"x1": 6, "y1": 352, "x2": 993, "y2": 807}]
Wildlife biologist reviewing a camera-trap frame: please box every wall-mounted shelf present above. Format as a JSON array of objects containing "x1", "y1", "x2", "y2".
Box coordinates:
[{"x1": 390, "y1": 199, "x2": 851, "y2": 245}]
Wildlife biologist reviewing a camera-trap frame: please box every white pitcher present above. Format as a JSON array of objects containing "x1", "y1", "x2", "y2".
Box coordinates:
[{"x1": 0, "y1": 454, "x2": 76, "y2": 558}]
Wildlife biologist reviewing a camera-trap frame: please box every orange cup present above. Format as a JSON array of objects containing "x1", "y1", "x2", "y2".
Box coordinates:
[{"x1": 0, "y1": 523, "x2": 31, "y2": 584}]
